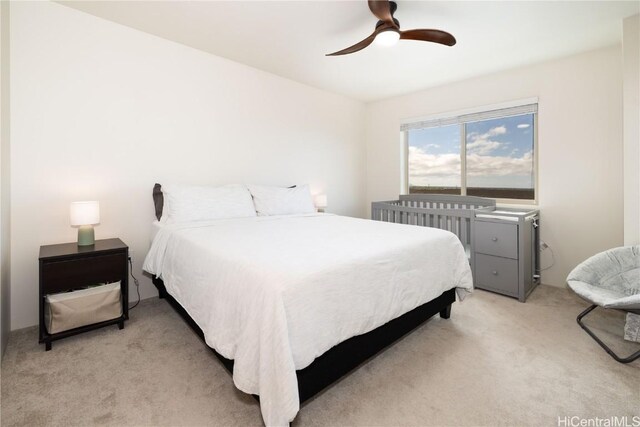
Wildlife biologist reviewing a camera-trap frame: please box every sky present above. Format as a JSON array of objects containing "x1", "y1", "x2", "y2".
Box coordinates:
[{"x1": 408, "y1": 114, "x2": 534, "y2": 189}]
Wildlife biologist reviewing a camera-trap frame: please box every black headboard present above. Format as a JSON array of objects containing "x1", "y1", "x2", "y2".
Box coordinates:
[{"x1": 153, "y1": 183, "x2": 163, "y2": 221}]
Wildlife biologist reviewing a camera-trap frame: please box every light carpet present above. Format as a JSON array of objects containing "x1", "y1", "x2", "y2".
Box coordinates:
[{"x1": 1, "y1": 285, "x2": 638, "y2": 426}]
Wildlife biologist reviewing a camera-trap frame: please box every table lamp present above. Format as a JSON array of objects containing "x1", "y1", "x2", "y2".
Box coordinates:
[
  {"x1": 314, "y1": 194, "x2": 327, "y2": 213},
  {"x1": 70, "y1": 201, "x2": 100, "y2": 246}
]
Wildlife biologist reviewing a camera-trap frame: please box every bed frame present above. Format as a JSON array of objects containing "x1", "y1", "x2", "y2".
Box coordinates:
[{"x1": 152, "y1": 276, "x2": 456, "y2": 405}]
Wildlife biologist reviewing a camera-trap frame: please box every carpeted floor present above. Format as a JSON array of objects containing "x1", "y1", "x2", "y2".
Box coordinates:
[{"x1": 1, "y1": 285, "x2": 638, "y2": 426}]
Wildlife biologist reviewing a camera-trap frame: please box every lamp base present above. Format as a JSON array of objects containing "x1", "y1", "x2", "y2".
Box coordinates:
[{"x1": 77, "y1": 225, "x2": 95, "y2": 246}]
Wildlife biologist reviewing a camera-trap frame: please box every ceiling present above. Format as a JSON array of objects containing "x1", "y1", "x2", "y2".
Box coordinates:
[{"x1": 59, "y1": 1, "x2": 639, "y2": 102}]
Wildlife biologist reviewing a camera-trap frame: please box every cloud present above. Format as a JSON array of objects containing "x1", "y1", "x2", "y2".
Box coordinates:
[
  {"x1": 408, "y1": 146, "x2": 459, "y2": 176},
  {"x1": 426, "y1": 143, "x2": 440, "y2": 149},
  {"x1": 409, "y1": 146, "x2": 533, "y2": 187},
  {"x1": 466, "y1": 151, "x2": 533, "y2": 177},
  {"x1": 487, "y1": 126, "x2": 507, "y2": 136},
  {"x1": 465, "y1": 125, "x2": 508, "y2": 155},
  {"x1": 517, "y1": 124, "x2": 530, "y2": 129},
  {"x1": 467, "y1": 139, "x2": 501, "y2": 155},
  {"x1": 408, "y1": 146, "x2": 460, "y2": 186}
]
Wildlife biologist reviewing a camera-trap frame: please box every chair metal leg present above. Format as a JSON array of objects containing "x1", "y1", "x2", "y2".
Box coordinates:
[{"x1": 576, "y1": 305, "x2": 640, "y2": 364}]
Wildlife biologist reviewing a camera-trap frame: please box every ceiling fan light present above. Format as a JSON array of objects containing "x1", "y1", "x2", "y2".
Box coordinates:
[{"x1": 374, "y1": 30, "x2": 400, "y2": 47}]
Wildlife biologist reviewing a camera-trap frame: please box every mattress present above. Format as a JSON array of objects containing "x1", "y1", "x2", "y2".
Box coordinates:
[{"x1": 143, "y1": 213, "x2": 473, "y2": 426}]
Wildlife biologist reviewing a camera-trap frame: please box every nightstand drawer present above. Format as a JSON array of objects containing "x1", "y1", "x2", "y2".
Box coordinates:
[
  {"x1": 475, "y1": 254, "x2": 518, "y2": 296},
  {"x1": 475, "y1": 221, "x2": 518, "y2": 259},
  {"x1": 41, "y1": 253, "x2": 126, "y2": 294}
]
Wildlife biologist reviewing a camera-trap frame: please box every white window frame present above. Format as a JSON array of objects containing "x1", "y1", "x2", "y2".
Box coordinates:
[{"x1": 401, "y1": 99, "x2": 539, "y2": 205}]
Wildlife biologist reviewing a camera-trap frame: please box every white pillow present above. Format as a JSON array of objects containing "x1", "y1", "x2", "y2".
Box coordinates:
[
  {"x1": 248, "y1": 184, "x2": 316, "y2": 216},
  {"x1": 161, "y1": 184, "x2": 256, "y2": 224}
]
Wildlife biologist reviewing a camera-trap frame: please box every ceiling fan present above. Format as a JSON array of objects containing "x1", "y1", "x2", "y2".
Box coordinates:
[{"x1": 326, "y1": 0, "x2": 456, "y2": 56}]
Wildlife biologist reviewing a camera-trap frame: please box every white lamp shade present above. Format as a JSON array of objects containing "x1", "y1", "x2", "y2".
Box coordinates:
[
  {"x1": 70, "y1": 201, "x2": 100, "y2": 226},
  {"x1": 314, "y1": 194, "x2": 328, "y2": 208}
]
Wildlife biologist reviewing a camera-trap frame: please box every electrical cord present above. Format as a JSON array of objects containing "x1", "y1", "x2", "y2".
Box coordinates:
[
  {"x1": 128, "y1": 257, "x2": 141, "y2": 310},
  {"x1": 539, "y1": 245, "x2": 556, "y2": 272}
]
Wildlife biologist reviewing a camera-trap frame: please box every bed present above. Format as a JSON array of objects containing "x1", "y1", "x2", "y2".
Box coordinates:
[{"x1": 143, "y1": 186, "x2": 474, "y2": 426}]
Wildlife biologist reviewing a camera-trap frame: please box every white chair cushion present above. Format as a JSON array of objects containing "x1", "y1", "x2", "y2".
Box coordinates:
[{"x1": 567, "y1": 245, "x2": 640, "y2": 310}]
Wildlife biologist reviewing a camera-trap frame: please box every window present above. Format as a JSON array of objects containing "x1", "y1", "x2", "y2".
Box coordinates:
[{"x1": 403, "y1": 102, "x2": 537, "y2": 201}]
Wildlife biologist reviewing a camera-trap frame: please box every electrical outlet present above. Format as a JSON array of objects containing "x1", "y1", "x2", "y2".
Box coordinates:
[{"x1": 129, "y1": 250, "x2": 134, "y2": 261}]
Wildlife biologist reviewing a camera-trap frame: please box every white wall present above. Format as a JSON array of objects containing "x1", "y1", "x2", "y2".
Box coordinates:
[
  {"x1": 623, "y1": 14, "x2": 639, "y2": 246},
  {"x1": 0, "y1": 0, "x2": 10, "y2": 356},
  {"x1": 365, "y1": 46, "x2": 624, "y2": 288},
  {"x1": 10, "y1": 2, "x2": 366, "y2": 330}
]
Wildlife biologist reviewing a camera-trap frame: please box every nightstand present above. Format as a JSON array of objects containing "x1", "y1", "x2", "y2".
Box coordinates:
[
  {"x1": 473, "y1": 208, "x2": 540, "y2": 302},
  {"x1": 38, "y1": 238, "x2": 129, "y2": 351}
]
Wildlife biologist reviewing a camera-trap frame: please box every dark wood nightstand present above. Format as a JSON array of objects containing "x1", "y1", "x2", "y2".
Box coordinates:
[{"x1": 38, "y1": 238, "x2": 129, "y2": 351}]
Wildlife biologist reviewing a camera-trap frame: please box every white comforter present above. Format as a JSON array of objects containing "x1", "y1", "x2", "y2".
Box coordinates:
[{"x1": 143, "y1": 213, "x2": 473, "y2": 426}]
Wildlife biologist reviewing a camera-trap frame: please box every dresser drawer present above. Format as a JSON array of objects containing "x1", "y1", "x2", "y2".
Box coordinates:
[
  {"x1": 475, "y1": 253, "x2": 518, "y2": 297},
  {"x1": 41, "y1": 253, "x2": 126, "y2": 294},
  {"x1": 475, "y1": 221, "x2": 518, "y2": 259}
]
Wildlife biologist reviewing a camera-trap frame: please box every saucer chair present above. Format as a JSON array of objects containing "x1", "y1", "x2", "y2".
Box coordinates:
[{"x1": 566, "y1": 245, "x2": 640, "y2": 364}]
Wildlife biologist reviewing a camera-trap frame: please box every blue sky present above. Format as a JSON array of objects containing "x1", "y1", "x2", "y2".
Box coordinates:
[{"x1": 408, "y1": 114, "x2": 534, "y2": 189}]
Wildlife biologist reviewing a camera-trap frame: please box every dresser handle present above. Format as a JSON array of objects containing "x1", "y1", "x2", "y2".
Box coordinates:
[
  {"x1": 491, "y1": 237, "x2": 498, "y2": 242},
  {"x1": 492, "y1": 270, "x2": 498, "y2": 275}
]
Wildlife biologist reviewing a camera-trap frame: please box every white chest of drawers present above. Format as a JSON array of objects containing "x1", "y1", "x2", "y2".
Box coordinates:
[{"x1": 473, "y1": 208, "x2": 540, "y2": 302}]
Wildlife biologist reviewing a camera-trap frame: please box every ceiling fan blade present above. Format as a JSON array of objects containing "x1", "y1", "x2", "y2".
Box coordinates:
[
  {"x1": 326, "y1": 32, "x2": 376, "y2": 56},
  {"x1": 368, "y1": 0, "x2": 395, "y2": 26},
  {"x1": 326, "y1": 25, "x2": 390, "y2": 56},
  {"x1": 400, "y1": 29, "x2": 456, "y2": 46}
]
